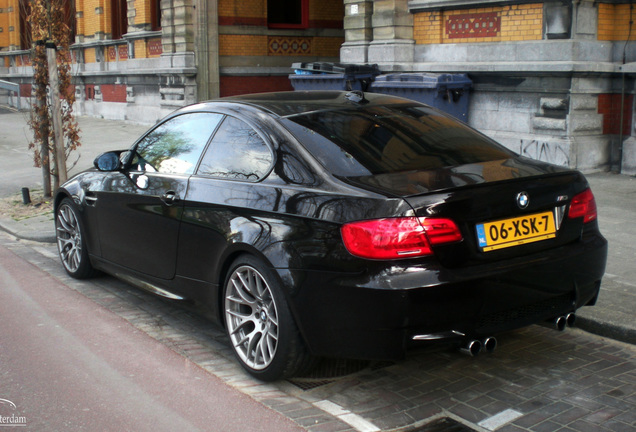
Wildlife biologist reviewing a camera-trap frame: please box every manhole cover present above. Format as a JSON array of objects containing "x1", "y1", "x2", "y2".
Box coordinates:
[{"x1": 411, "y1": 417, "x2": 477, "y2": 432}]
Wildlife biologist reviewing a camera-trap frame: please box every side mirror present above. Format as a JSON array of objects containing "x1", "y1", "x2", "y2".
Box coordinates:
[{"x1": 94, "y1": 152, "x2": 122, "y2": 171}]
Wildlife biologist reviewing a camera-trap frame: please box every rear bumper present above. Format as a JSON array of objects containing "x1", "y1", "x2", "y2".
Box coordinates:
[{"x1": 288, "y1": 232, "x2": 607, "y2": 360}]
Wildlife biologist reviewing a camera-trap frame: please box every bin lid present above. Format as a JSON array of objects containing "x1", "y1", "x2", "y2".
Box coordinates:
[
  {"x1": 292, "y1": 62, "x2": 380, "y2": 77},
  {"x1": 372, "y1": 73, "x2": 472, "y2": 89}
]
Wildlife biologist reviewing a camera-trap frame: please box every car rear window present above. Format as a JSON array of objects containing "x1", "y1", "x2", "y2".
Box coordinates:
[{"x1": 282, "y1": 105, "x2": 515, "y2": 177}]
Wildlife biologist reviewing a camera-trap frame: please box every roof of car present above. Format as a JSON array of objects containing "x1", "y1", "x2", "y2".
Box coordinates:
[{"x1": 210, "y1": 91, "x2": 417, "y2": 118}]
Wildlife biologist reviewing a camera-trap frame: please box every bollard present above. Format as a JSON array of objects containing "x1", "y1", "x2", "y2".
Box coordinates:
[{"x1": 21, "y1": 187, "x2": 31, "y2": 205}]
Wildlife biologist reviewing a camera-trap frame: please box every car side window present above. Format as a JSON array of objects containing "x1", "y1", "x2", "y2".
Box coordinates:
[
  {"x1": 130, "y1": 113, "x2": 223, "y2": 175},
  {"x1": 197, "y1": 116, "x2": 273, "y2": 181}
]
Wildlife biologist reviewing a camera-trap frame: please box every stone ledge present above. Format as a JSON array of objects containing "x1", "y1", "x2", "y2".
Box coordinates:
[
  {"x1": 533, "y1": 116, "x2": 566, "y2": 131},
  {"x1": 409, "y1": 61, "x2": 619, "y2": 74}
]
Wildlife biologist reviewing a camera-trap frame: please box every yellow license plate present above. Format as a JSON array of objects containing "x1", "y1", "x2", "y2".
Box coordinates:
[{"x1": 476, "y1": 211, "x2": 556, "y2": 252}]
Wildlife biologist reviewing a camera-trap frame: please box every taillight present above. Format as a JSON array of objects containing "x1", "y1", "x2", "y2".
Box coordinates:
[
  {"x1": 568, "y1": 188, "x2": 597, "y2": 223},
  {"x1": 341, "y1": 217, "x2": 462, "y2": 260}
]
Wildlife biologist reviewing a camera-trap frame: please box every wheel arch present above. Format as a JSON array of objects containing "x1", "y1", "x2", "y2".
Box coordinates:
[
  {"x1": 214, "y1": 244, "x2": 281, "y2": 328},
  {"x1": 214, "y1": 244, "x2": 302, "y2": 333},
  {"x1": 54, "y1": 180, "x2": 83, "y2": 213}
]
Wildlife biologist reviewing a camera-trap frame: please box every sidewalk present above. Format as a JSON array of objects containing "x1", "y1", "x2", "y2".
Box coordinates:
[{"x1": 1, "y1": 110, "x2": 634, "y2": 347}]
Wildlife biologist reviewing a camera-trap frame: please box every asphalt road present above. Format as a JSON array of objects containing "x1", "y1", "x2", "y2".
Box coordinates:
[{"x1": 0, "y1": 240, "x2": 304, "y2": 432}]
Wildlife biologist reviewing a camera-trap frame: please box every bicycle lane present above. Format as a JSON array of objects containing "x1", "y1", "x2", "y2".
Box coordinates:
[{"x1": 0, "y1": 242, "x2": 305, "y2": 432}]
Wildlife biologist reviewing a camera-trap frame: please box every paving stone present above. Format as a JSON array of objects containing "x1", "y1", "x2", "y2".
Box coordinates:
[{"x1": 549, "y1": 407, "x2": 591, "y2": 426}]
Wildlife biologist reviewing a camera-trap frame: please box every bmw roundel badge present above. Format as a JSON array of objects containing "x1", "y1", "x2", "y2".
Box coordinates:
[{"x1": 517, "y1": 192, "x2": 530, "y2": 209}]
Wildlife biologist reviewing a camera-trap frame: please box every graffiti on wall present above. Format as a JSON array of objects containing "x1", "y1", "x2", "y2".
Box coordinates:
[{"x1": 519, "y1": 139, "x2": 570, "y2": 166}]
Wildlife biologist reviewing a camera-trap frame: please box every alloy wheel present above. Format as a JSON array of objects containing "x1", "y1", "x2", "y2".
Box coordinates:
[
  {"x1": 225, "y1": 265, "x2": 280, "y2": 371},
  {"x1": 56, "y1": 203, "x2": 83, "y2": 274}
]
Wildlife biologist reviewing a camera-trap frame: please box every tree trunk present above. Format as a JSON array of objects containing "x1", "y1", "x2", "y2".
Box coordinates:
[{"x1": 47, "y1": 45, "x2": 67, "y2": 189}]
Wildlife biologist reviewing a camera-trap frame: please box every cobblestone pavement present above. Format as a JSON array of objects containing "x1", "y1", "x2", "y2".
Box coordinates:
[{"x1": 4, "y1": 234, "x2": 635, "y2": 432}]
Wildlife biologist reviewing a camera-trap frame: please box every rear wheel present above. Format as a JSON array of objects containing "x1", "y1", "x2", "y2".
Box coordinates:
[
  {"x1": 56, "y1": 198, "x2": 95, "y2": 279},
  {"x1": 223, "y1": 255, "x2": 313, "y2": 381}
]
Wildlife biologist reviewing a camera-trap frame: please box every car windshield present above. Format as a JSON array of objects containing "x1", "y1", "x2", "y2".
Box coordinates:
[{"x1": 282, "y1": 105, "x2": 515, "y2": 177}]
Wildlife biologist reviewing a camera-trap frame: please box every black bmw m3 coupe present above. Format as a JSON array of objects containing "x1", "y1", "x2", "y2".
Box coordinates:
[{"x1": 54, "y1": 91, "x2": 607, "y2": 381}]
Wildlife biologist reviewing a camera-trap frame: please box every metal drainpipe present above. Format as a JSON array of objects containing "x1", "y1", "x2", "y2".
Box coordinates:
[
  {"x1": 618, "y1": 1, "x2": 634, "y2": 173},
  {"x1": 619, "y1": 71, "x2": 625, "y2": 173}
]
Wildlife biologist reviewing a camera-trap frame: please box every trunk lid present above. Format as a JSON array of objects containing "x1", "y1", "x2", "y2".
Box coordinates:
[{"x1": 344, "y1": 157, "x2": 590, "y2": 266}]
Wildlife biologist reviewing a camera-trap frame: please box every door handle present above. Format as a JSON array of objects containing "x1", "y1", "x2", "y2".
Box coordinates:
[
  {"x1": 84, "y1": 191, "x2": 97, "y2": 206},
  {"x1": 161, "y1": 191, "x2": 179, "y2": 206}
]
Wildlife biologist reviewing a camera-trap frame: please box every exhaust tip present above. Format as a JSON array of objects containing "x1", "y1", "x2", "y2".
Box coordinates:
[
  {"x1": 566, "y1": 313, "x2": 576, "y2": 327},
  {"x1": 539, "y1": 315, "x2": 570, "y2": 331},
  {"x1": 555, "y1": 316, "x2": 567, "y2": 331},
  {"x1": 482, "y1": 337, "x2": 497, "y2": 353},
  {"x1": 460, "y1": 339, "x2": 482, "y2": 357}
]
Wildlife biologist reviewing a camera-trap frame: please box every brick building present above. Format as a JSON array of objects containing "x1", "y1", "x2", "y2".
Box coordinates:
[
  {"x1": 341, "y1": 0, "x2": 636, "y2": 173},
  {"x1": 0, "y1": 0, "x2": 343, "y2": 123},
  {"x1": 1, "y1": 0, "x2": 635, "y2": 173}
]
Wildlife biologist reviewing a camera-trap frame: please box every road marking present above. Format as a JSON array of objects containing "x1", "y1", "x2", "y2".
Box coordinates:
[
  {"x1": 478, "y1": 409, "x2": 523, "y2": 431},
  {"x1": 314, "y1": 400, "x2": 380, "y2": 432}
]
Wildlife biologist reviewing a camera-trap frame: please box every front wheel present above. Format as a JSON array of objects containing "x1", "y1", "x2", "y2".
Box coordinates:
[
  {"x1": 223, "y1": 255, "x2": 313, "y2": 381},
  {"x1": 56, "y1": 198, "x2": 95, "y2": 279}
]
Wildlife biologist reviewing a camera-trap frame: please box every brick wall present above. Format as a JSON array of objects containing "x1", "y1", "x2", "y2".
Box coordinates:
[
  {"x1": 100, "y1": 83, "x2": 127, "y2": 102},
  {"x1": 219, "y1": 76, "x2": 293, "y2": 97},
  {"x1": 309, "y1": 0, "x2": 344, "y2": 27},
  {"x1": 78, "y1": 0, "x2": 156, "y2": 40},
  {"x1": 4, "y1": 0, "x2": 20, "y2": 49},
  {"x1": 81, "y1": 0, "x2": 111, "y2": 39},
  {"x1": 84, "y1": 47, "x2": 97, "y2": 63},
  {"x1": 218, "y1": 0, "x2": 266, "y2": 25},
  {"x1": 598, "y1": 3, "x2": 636, "y2": 41},
  {"x1": 19, "y1": 83, "x2": 31, "y2": 98},
  {"x1": 135, "y1": 0, "x2": 152, "y2": 25},
  {"x1": 218, "y1": 0, "x2": 343, "y2": 58},
  {"x1": 414, "y1": 4, "x2": 543, "y2": 44},
  {"x1": 219, "y1": 34, "x2": 268, "y2": 56},
  {"x1": 0, "y1": 1, "x2": 9, "y2": 48},
  {"x1": 313, "y1": 36, "x2": 343, "y2": 57},
  {"x1": 598, "y1": 94, "x2": 634, "y2": 135}
]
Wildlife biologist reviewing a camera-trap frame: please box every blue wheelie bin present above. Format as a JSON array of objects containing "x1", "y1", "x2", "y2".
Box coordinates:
[
  {"x1": 289, "y1": 62, "x2": 381, "y2": 92},
  {"x1": 369, "y1": 73, "x2": 472, "y2": 122}
]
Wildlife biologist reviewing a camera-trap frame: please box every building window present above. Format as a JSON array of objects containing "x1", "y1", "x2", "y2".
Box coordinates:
[
  {"x1": 111, "y1": 0, "x2": 127, "y2": 39},
  {"x1": 268, "y1": 0, "x2": 308, "y2": 29},
  {"x1": 19, "y1": 0, "x2": 31, "y2": 50},
  {"x1": 18, "y1": 0, "x2": 76, "y2": 49},
  {"x1": 62, "y1": 1, "x2": 77, "y2": 44},
  {"x1": 151, "y1": 0, "x2": 161, "y2": 31}
]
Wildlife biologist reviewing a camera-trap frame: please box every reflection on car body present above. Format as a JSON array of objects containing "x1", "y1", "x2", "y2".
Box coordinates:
[{"x1": 54, "y1": 91, "x2": 608, "y2": 381}]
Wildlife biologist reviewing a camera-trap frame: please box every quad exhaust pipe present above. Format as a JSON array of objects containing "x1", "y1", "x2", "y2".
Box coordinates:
[
  {"x1": 460, "y1": 337, "x2": 497, "y2": 357},
  {"x1": 459, "y1": 313, "x2": 576, "y2": 356},
  {"x1": 542, "y1": 313, "x2": 576, "y2": 331}
]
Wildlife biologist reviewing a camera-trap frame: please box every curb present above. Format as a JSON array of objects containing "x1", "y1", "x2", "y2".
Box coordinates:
[
  {"x1": 576, "y1": 316, "x2": 636, "y2": 346},
  {"x1": 0, "y1": 218, "x2": 56, "y2": 244}
]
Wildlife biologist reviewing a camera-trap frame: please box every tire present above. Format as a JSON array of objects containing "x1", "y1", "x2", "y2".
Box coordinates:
[
  {"x1": 55, "y1": 198, "x2": 95, "y2": 279},
  {"x1": 223, "y1": 255, "x2": 313, "y2": 381}
]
